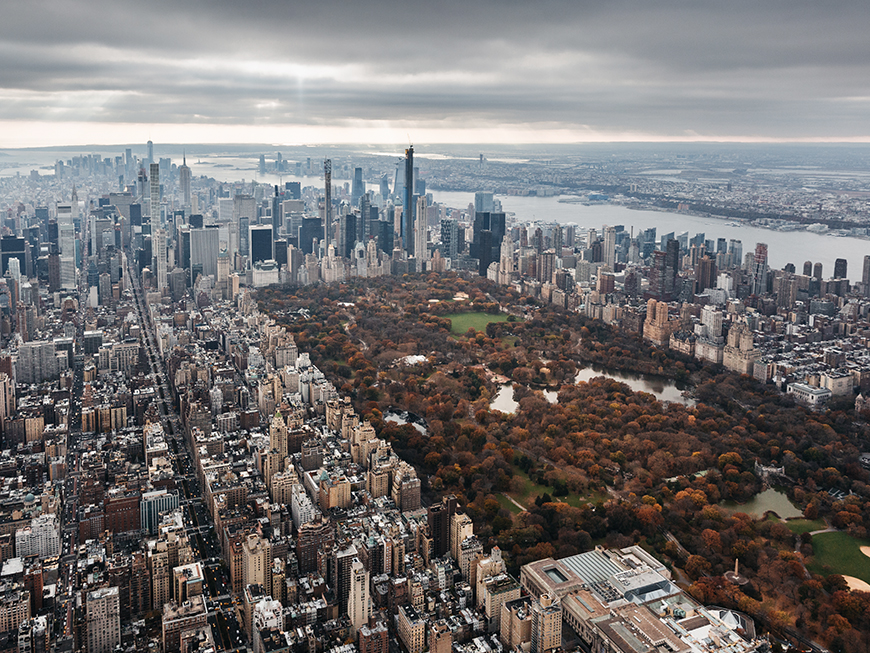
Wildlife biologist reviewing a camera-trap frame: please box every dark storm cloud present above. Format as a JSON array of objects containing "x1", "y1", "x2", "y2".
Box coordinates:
[{"x1": 2, "y1": 0, "x2": 869, "y2": 138}]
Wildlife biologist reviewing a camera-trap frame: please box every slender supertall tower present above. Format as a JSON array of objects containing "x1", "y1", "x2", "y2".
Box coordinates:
[
  {"x1": 403, "y1": 146, "x2": 414, "y2": 256},
  {"x1": 415, "y1": 196, "x2": 428, "y2": 271},
  {"x1": 603, "y1": 225, "x2": 616, "y2": 269},
  {"x1": 149, "y1": 163, "x2": 160, "y2": 223},
  {"x1": 323, "y1": 159, "x2": 332, "y2": 255}
]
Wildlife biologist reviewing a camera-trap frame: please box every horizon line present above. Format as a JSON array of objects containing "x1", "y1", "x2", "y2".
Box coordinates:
[{"x1": 6, "y1": 138, "x2": 870, "y2": 152}]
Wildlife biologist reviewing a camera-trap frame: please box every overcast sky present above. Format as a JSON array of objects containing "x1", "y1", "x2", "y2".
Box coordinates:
[{"x1": 2, "y1": 0, "x2": 869, "y2": 146}]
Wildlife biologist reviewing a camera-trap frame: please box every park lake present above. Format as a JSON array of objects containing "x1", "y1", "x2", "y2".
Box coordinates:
[
  {"x1": 720, "y1": 488, "x2": 803, "y2": 520},
  {"x1": 491, "y1": 366, "x2": 691, "y2": 414}
]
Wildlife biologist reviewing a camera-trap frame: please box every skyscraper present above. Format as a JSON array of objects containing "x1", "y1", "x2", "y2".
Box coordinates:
[
  {"x1": 190, "y1": 226, "x2": 220, "y2": 280},
  {"x1": 149, "y1": 163, "x2": 160, "y2": 223},
  {"x1": 271, "y1": 185, "x2": 282, "y2": 236},
  {"x1": 403, "y1": 147, "x2": 414, "y2": 255},
  {"x1": 427, "y1": 495, "x2": 456, "y2": 558},
  {"x1": 155, "y1": 228, "x2": 167, "y2": 294},
  {"x1": 440, "y1": 218, "x2": 458, "y2": 259},
  {"x1": 324, "y1": 159, "x2": 332, "y2": 253},
  {"x1": 239, "y1": 216, "x2": 250, "y2": 261},
  {"x1": 474, "y1": 191, "x2": 494, "y2": 214},
  {"x1": 337, "y1": 213, "x2": 356, "y2": 259},
  {"x1": 177, "y1": 227, "x2": 191, "y2": 280},
  {"x1": 351, "y1": 167, "x2": 364, "y2": 206},
  {"x1": 249, "y1": 225, "x2": 274, "y2": 265},
  {"x1": 357, "y1": 194, "x2": 371, "y2": 244},
  {"x1": 147, "y1": 140, "x2": 153, "y2": 163},
  {"x1": 0, "y1": 236, "x2": 26, "y2": 276},
  {"x1": 728, "y1": 239, "x2": 742, "y2": 263},
  {"x1": 834, "y1": 257, "x2": 848, "y2": 279},
  {"x1": 299, "y1": 217, "x2": 321, "y2": 256},
  {"x1": 603, "y1": 225, "x2": 616, "y2": 269},
  {"x1": 863, "y1": 256, "x2": 870, "y2": 297},
  {"x1": 750, "y1": 243, "x2": 769, "y2": 295},
  {"x1": 415, "y1": 197, "x2": 428, "y2": 271},
  {"x1": 695, "y1": 255, "x2": 717, "y2": 293},
  {"x1": 477, "y1": 230, "x2": 493, "y2": 277},
  {"x1": 178, "y1": 154, "x2": 191, "y2": 208}
]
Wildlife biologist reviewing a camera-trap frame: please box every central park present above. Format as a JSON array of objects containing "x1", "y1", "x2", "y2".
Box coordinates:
[{"x1": 258, "y1": 272, "x2": 870, "y2": 649}]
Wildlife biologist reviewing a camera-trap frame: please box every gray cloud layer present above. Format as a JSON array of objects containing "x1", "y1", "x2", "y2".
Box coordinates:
[{"x1": 2, "y1": 0, "x2": 869, "y2": 139}]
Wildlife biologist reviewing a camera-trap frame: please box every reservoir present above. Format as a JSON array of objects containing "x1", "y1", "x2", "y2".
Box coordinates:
[
  {"x1": 492, "y1": 364, "x2": 692, "y2": 414},
  {"x1": 574, "y1": 366, "x2": 692, "y2": 405}
]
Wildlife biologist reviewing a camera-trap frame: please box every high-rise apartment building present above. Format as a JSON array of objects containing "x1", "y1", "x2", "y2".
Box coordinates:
[
  {"x1": 15, "y1": 514, "x2": 60, "y2": 559},
  {"x1": 450, "y1": 512, "x2": 473, "y2": 561},
  {"x1": 427, "y1": 495, "x2": 456, "y2": 559},
  {"x1": 16, "y1": 341, "x2": 60, "y2": 385},
  {"x1": 242, "y1": 533, "x2": 272, "y2": 590},
  {"x1": 0, "y1": 373, "x2": 14, "y2": 424},
  {"x1": 414, "y1": 197, "x2": 428, "y2": 271},
  {"x1": 296, "y1": 517, "x2": 334, "y2": 574},
  {"x1": 530, "y1": 594, "x2": 561, "y2": 653},
  {"x1": 348, "y1": 558, "x2": 370, "y2": 635},
  {"x1": 86, "y1": 586, "x2": 120, "y2": 653},
  {"x1": 440, "y1": 219, "x2": 458, "y2": 259},
  {"x1": 154, "y1": 228, "x2": 167, "y2": 294}
]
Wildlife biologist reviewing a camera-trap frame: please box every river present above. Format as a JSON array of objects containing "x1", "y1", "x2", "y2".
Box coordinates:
[
  {"x1": 7, "y1": 148, "x2": 869, "y2": 277},
  {"x1": 429, "y1": 191, "x2": 870, "y2": 276}
]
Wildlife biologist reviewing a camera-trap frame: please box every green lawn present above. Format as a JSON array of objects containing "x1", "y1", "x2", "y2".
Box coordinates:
[
  {"x1": 786, "y1": 518, "x2": 826, "y2": 535},
  {"x1": 564, "y1": 490, "x2": 609, "y2": 508},
  {"x1": 449, "y1": 312, "x2": 511, "y2": 335},
  {"x1": 807, "y1": 531, "x2": 870, "y2": 583},
  {"x1": 497, "y1": 493, "x2": 522, "y2": 515},
  {"x1": 508, "y1": 464, "x2": 606, "y2": 509},
  {"x1": 508, "y1": 464, "x2": 552, "y2": 506}
]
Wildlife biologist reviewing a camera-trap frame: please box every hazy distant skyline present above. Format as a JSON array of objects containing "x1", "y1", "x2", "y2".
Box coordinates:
[{"x1": 3, "y1": 0, "x2": 870, "y2": 147}]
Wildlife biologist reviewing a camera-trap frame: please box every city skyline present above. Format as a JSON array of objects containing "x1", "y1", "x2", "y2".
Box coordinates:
[{"x1": 2, "y1": 0, "x2": 870, "y2": 147}]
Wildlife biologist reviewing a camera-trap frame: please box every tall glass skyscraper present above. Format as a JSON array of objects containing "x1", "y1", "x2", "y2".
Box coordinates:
[{"x1": 403, "y1": 147, "x2": 414, "y2": 255}]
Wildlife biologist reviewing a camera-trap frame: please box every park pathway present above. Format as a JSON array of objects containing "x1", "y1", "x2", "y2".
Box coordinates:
[{"x1": 501, "y1": 493, "x2": 527, "y2": 512}]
